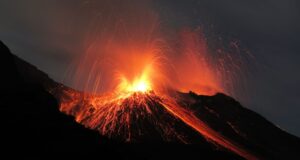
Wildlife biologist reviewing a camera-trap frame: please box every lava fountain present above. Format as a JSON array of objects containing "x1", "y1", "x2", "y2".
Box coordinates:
[
  {"x1": 56, "y1": 44, "x2": 256, "y2": 159},
  {"x1": 53, "y1": 0, "x2": 257, "y2": 159}
]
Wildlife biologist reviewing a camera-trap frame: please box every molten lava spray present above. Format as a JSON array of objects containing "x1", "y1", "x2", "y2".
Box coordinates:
[
  {"x1": 63, "y1": 0, "x2": 229, "y2": 96},
  {"x1": 56, "y1": 0, "x2": 257, "y2": 159}
]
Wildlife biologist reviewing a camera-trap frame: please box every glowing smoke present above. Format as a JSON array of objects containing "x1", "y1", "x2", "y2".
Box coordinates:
[{"x1": 62, "y1": 0, "x2": 247, "y2": 97}]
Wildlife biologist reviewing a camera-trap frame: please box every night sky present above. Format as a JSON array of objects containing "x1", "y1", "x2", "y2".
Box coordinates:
[{"x1": 0, "y1": 0, "x2": 299, "y2": 136}]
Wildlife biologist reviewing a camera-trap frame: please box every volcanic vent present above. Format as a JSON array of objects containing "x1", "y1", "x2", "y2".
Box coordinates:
[
  {"x1": 49, "y1": 22, "x2": 260, "y2": 158},
  {"x1": 5, "y1": 1, "x2": 296, "y2": 157},
  {"x1": 3, "y1": 38, "x2": 300, "y2": 159},
  {"x1": 50, "y1": 72, "x2": 257, "y2": 159}
]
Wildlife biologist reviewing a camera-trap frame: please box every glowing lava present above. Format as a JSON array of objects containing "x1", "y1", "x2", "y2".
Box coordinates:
[
  {"x1": 57, "y1": 32, "x2": 257, "y2": 159},
  {"x1": 128, "y1": 79, "x2": 151, "y2": 93},
  {"x1": 55, "y1": 1, "x2": 256, "y2": 158},
  {"x1": 56, "y1": 27, "x2": 257, "y2": 159},
  {"x1": 117, "y1": 74, "x2": 152, "y2": 93},
  {"x1": 54, "y1": 62, "x2": 257, "y2": 159},
  {"x1": 53, "y1": 84, "x2": 257, "y2": 159}
]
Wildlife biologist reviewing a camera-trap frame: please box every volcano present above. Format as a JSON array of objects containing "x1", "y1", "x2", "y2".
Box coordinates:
[{"x1": 1, "y1": 40, "x2": 300, "y2": 159}]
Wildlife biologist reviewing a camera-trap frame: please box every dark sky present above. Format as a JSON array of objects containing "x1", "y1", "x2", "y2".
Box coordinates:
[{"x1": 0, "y1": 0, "x2": 299, "y2": 136}]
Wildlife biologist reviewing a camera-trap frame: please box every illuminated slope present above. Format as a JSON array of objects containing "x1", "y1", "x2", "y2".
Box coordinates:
[
  {"x1": 49, "y1": 83, "x2": 300, "y2": 160},
  {"x1": 50, "y1": 85, "x2": 257, "y2": 159},
  {"x1": 53, "y1": 87, "x2": 206, "y2": 143},
  {"x1": 3, "y1": 41, "x2": 300, "y2": 159}
]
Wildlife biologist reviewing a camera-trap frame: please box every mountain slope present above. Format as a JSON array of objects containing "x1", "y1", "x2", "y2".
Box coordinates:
[
  {"x1": 0, "y1": 40, "x2": 242, "y2": 159},
  {"x1": 0, "y1": 40, "x2": 299, "y2": 159}
]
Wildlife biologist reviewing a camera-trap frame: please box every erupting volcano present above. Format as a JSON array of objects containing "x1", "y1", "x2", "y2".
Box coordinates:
[
  {"x1": 2, "y1": 35, "x2": 300, "y2": 159},
  {"x1": 53, "y1": 56, "x2": 257, "y2": 159},
  {"x1": 48, "y1": 2, "x2": 258, "y2": 158},
  {"x1": 49, "y1": 26, "x2": 259, "y2": 158},
  {"x1": 1, "y1": 1, "x2": 299, "y2": 159}
]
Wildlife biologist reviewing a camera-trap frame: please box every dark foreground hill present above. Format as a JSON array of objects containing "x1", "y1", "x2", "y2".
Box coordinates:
[{"x1": 0, "y1": 40, "x2": 299, "y2": 159}]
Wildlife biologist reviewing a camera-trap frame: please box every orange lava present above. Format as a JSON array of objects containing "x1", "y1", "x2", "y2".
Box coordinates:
[
  {"x1": 54, "y1": 85, "x2": 257, "y2": 159},
  {"x1": 58, "y1": 27, "x2": 257, "y2": 159},
  {"x1": 161, "y1": 96, "x2": 257, "y2": 160},
  {"x1": 64, "y1": 1, "x2": 224, "y2": 97},
  {"x1": 57, "y1": 1, "x2": 256, "y2": 158}
]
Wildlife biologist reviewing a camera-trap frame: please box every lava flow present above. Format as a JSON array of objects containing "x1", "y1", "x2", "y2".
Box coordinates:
[
  {"x1": 53, "y1": 1, "x2": 257, "y2": 158},
  {"x1": 54, "y1": 63, "x2": 257, "y2": 159}
]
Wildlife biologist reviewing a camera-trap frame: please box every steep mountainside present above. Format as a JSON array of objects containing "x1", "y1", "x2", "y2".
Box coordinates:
[{"x1": 0, "y1": 40, "x2": 299, "y2": 159}]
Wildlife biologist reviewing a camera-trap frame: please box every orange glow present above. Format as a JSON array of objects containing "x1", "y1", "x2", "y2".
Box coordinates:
[
  {"x1": 57, "y1": 32, "x2": 256, "y2": 158},
  {"x1": 161, "y1": 96, "x2": 257, "y2": 160},
  {"x1": 169, "y1": 29, "x2": 223, "y2": 95},
  {"x1": 119, "y1": 76, "x2": 152, "y2": 93},
  {"x1": 56, "y1": 1, "x2": 255, "y2": 159},
  {"x1": 117, "y1": 66, "x2": 152, "y2": 93},
  {"x1": 64, "y1": 1, "x2": 225, "y2": 97},
  {"x1": 54, "y1": 86, "x2": 257, "y2": 159}
]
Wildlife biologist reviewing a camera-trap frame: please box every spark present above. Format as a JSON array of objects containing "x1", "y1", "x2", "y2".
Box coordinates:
[{"x1": 57, "y1": 2, "x2": 255, "y2": 158}]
